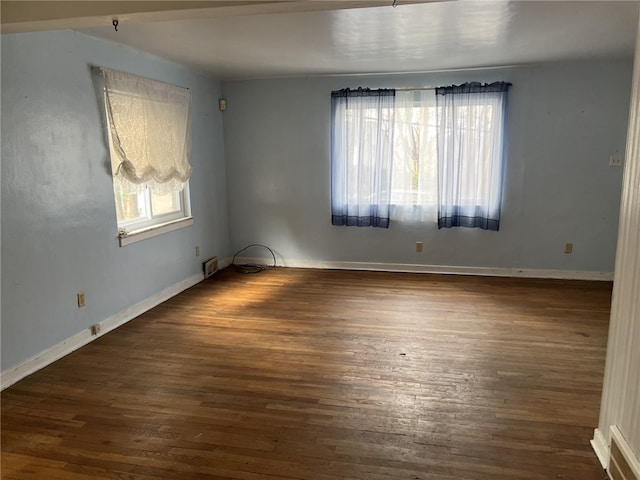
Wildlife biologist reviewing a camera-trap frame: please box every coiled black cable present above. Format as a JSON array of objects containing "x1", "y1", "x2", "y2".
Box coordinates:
[{"x1": 231, "y1": 244, "x2": 277, "y2": 274}]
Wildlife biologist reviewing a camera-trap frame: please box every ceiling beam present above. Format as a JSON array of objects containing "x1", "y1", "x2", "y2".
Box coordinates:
[{"x1": 1, "y1": 0, "x2": 444, "y2": 34}]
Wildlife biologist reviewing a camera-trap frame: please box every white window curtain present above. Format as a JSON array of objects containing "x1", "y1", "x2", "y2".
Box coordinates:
[
  {"x1": 99, "y1": 67, "x2": 192, "y2": 194},
  {"x1": 390, "y1": 90, "x2": 438, "y2": 222},
  {"x1": 435, "y1": 82, "x2": 511, "y2": 231},
  {"x1": 331, "y1": 88, "x2": 396, "y2": 228}
]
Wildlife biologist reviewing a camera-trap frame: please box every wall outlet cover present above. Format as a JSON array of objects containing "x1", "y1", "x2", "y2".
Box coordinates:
[{"x1": 609, "y1": 155, "x2": 623, "y2": 167}]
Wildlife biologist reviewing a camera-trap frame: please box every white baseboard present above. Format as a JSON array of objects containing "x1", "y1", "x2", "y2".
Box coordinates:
[
  {"x1": 231, "y1": 256, "x2": 614, "y2": 281},
  {"x1": 218, "y1": 256, "x2": 232, "y2": 270},
  {"x1": 611, "y1": 425, "x2": 640, "y2": 479},
  {"x1": 592, "y1": 428, "x2": 610, "y2": 469},
  {"x1": 1, "y1": 273, "x2": 204, "y2": 391},
  {"x1": 591, "y1": 426, "x2": 640, "y2": 478},
  {"x1": 3, "y1": 256, "x2": 609, "y2": 391}
]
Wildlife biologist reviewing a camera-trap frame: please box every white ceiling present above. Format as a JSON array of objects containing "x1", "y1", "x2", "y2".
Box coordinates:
[{"x1": 78, "y1": 1, "x2": 639, "y2": 80}]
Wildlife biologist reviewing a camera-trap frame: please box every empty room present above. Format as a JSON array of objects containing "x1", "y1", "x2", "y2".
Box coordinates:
[{"x1": 1, "y1": 1, "x2": 640, "y2": 479}]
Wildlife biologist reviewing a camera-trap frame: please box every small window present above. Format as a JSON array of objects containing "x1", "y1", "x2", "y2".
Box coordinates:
[
  {"x1": 106, "y1": 117, "x2": 191, "y2": 234},
  {"x1": 98, "y1": 67, "x2": 193, "y2": 245}
]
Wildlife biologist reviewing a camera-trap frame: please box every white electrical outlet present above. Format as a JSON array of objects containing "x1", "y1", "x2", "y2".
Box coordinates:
[{"x1": 610, "y1": 155, "x2": 622, "y2": 167}]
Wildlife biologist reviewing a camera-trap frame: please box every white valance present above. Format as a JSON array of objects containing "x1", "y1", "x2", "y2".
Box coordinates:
[{"x1": 100, "y1": 67, "x2": 192, "y2": 194}]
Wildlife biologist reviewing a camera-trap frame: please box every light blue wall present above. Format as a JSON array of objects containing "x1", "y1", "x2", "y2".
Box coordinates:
[
  {"x1": 222, "y1": 61, "x2": 631, "y2": 272},
  {"x1": 1, "y1": 30, "x2": 631, "y2": 375},
  {"x1": 1, "y1": 30, "x2": 230, "y2": 371}
]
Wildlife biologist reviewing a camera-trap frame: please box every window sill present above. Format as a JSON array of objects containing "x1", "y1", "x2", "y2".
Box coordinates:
[{"x1": 118, "y1": 217, "x2": 193, "y2": 246}]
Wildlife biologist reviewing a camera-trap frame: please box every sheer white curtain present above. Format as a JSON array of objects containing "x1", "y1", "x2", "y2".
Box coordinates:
[
  {"x1": 436, "y1": 82, "x2": 511, "y2": 231},
  {"x1": 100, "y1": 67, "x2": 192, "y2": 194},
  {"x1": 331, "y1": 88, "x2": 396, "y2": 228},
  {"x1": 390, "y1": 90, "x2": 438, "y2": 222},
  {"x1": 331, "y1": 83, "x2": 510, "y2": 229}
]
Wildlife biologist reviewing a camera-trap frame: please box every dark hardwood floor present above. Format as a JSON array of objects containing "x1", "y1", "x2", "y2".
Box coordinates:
[{"x1": 1, "y1": 268, "x2": 612, "y2": 479}]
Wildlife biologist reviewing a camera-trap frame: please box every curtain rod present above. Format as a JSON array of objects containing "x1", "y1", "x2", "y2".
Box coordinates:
[{"x1": 395, "y1": 87, "x2": 436, "y2": 91}]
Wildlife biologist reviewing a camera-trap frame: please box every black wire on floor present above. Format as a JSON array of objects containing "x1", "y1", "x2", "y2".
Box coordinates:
[{"x1": 231, "y1": 244, "x2": 277, "y2": 274}]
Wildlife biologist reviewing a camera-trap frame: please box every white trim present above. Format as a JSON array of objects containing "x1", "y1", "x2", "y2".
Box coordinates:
[
  {"x1": 597, "y1": 16, "x2": 640, "y2": 459},
  {"x1": 217, "y1": 256, "x2": 232, "y2": 270},
  {"x1": 119, "y1": 216, "x2": 193, "y2": 246},
  {"x1": 0, "y1": 273, "x2": 203, "y2": 391},
  {"x1": 611, "y1": 425, "x2": 640, "y2": 479},
  {"x1": 231, "y1": 256, "x2": 614, "y2": 281},
  {"x1": 592, "y1": 428, "x2": 610, "y2": 470}
]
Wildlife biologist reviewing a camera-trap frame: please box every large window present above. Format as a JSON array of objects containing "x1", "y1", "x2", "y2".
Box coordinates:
[
  {"x1": 99, "y1": 67, "x2": 193, "y2": 245},
  {"x1": 331, "y1": 82, "x2": 511, "y2": 230}
]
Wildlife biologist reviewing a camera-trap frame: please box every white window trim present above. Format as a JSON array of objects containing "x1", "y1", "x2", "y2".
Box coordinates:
[{"x1": 118, "y1": 216, "x2": 194, "y2": 247}]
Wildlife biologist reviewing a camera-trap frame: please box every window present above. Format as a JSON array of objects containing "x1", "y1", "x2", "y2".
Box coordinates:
[
  {"x1": 330, "y1": 88, "x2": 395, "y2": 227},
  {"x1": 390, "y1": 90, "x2": 438, "y2": 222},
  {"x1": 107, "y1": 117, "x2": 191, "y2": 237},
  {"x1": 99, "y1": 67, "x2": 193, "y2": 245},
  {"x1": 330, "y1": 82, "x2": 511, "y2": 230},
  {"x1": 435, "y1": 82, "x2": 510, "y2": 230},
  {"x1": 112, "y1": 184, "x2": 184, "y2": 227}
]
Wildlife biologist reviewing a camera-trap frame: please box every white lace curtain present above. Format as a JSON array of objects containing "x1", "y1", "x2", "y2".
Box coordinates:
[{"x1": 99, "y1": 67, "x2": 192, "y2": 194}]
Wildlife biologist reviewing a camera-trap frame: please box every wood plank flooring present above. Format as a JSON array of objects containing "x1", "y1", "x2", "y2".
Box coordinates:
[{"x1": 1, "y1": 268, "x2": 612, "y2": 479}]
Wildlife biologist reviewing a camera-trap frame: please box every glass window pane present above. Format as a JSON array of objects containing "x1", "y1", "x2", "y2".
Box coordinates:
[
  {"x1": 114, "y1": 183, "x2": 146, "y2": 223},
  {"x1": 151, "y1": 190, "x2": 181, "y2": 216}
]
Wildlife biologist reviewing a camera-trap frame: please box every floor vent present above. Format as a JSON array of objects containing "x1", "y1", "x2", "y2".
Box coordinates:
[{"x1": 203, "y1": 257, "x2": 218, "y2": 278}]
